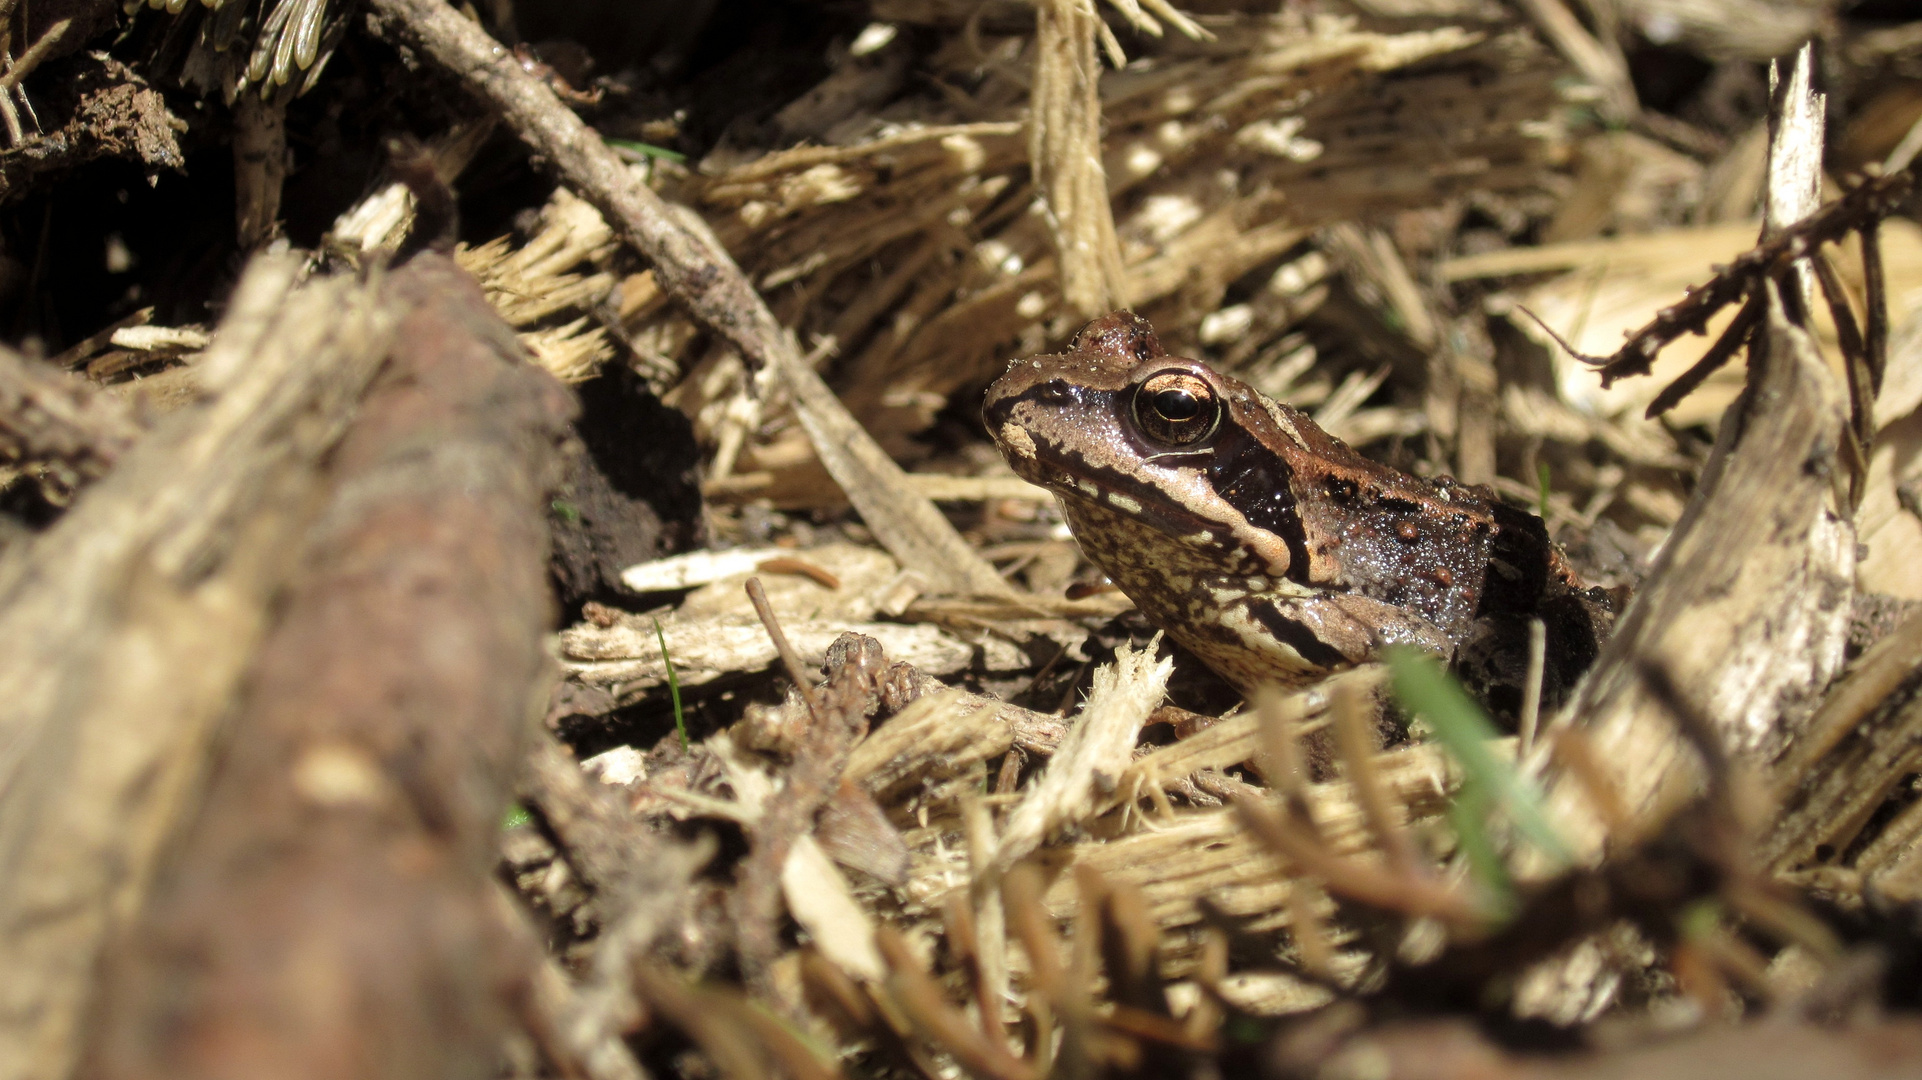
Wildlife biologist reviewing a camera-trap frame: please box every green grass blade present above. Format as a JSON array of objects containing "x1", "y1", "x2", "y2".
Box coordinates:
[
  {"x1": 604, "y1": 137, "x2": 687, "y2": 163},
  {"x1": 1386, "y1": 647, "x2": 1572, "y2": 868},
  {"x1": 1444, "y1": 785, "x2": 1515, "y2": 918},
  {"x1": 655, "y1": 617, "x2": 689, "y2": 752}
]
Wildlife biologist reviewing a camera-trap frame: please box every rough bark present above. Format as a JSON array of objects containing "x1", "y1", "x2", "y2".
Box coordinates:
[
  {"x1": 0, "y1": 254, "x2": 399, "y2": 1080},
  {"x1": 77, "y1": 254, "x2": 574, "y2": 1080}
]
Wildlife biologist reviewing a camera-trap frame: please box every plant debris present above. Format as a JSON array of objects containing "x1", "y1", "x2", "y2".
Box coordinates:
[{"x1": 7, "y1": 3, "x2": 1922, "y2": 1080}]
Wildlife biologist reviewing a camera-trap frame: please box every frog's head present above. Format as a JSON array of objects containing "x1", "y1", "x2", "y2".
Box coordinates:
[{"x1": 983, "y1": 311, "x2": 1306, "y2": 581}]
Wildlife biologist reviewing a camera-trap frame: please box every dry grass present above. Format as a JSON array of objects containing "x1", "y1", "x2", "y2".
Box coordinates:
[
  {"x1": 17, "y1": 2, "x2": 1922, "y2": 1078},
  {"x1": 486, "y1": 5, "x2": 1922, "y2": 1077}
]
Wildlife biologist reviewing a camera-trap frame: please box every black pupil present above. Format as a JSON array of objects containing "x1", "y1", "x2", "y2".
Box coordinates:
[{"x1": 1154, "y1": 389, "x2": 1199, "y2": 420}]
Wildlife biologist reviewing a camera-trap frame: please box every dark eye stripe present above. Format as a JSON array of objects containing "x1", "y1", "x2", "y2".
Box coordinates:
[{"x1": 1208, "y1": 422, "x2": 1309, "y2": 582}]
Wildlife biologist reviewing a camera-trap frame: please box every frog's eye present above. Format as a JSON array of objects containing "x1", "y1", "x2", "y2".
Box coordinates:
[{"x1": 1134, "y1": 372, "x2": 1220, "y2": 446}]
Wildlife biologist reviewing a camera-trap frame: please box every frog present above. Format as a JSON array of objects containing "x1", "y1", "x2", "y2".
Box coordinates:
[{"x1": 983, "y1": 310, "x2": 1613, "y2": 715}]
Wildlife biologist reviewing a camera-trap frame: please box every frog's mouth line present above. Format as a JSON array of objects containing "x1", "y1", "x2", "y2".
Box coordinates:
[{"x1": 1020, "y1": 442, "x2": 1252, "y2": 558}]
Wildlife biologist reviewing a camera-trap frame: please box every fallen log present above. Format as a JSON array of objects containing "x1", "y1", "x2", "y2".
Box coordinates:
[
  {"x1": 0, "y1": 254, "x2": 398, "y2": 1080},
  {"x1": 77, "y1": 254, "x2": 575, "y2": 1080},
  {"x1": 0, "y1": 252, "x2": 575, "y2": 1080}
]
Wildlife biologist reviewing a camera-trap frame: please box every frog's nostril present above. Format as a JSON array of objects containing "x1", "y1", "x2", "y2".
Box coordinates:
[{"x1": 1029, "y1": 380, "x2": 1079, "y2": 408}]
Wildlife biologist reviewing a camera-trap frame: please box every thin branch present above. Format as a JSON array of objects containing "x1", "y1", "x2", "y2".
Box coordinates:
[
  {"x1": 1644, "y1": 288, "x2": 1765, "y2": 420},
  {"x1": 1532, "y1": 167, "x2": 1914, "y2": 386},
  {"x1": 1329, "y1": 680, "x2": 1421, "y2": 878},
  {"x1": 362, "y1": 0, "x2": 1013, "y2": 599},
  {"x1": 732, "y1": 635, "x2": 887, "y2": 993},
  {"x1": 745, "y1": 576, "x2": 822, "y2": 720},
  {"x1": 876, "y1": 928, "x2": 1037, "y2": 1080},
  {"x1": 363, "y1": 0, "x2": 786, "y2": 373},
  {"x1": 1002, "y1": 864, "x2": 1061, "y2": 1067},
  {"x1": 1809, "y1": 250, "x2": 1873, "y2": 452},
  {"x1": 1863, "y1": 218, "x2": 1890, "y2": 397},
  {"x1": 940, "y1": 893, "x2": 1003, "y2": 1046},
  {"x1": 1518, "y1": 618, "x2": 1546, "y2": 757}
]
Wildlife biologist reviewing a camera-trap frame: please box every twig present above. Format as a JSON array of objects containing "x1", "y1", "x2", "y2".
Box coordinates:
[
  {"x1": 363, "y1": 0, "x2": 785, "y2": 373},
  {"x1": 1643, "y1": 288, "x2": 1765, "y2": 420},
  {"x1": 630, "y1": 967, "x2": 776, "y2": 1080},
  {"x1": 1721, "y1": 878, "x2": 1842, "y2": 962},
  {"x1": 1084, "y1": 866, "x2": 1156, "y2": 1009},
  {"x1": 1809, "y1": 250, "x2": 1875, "y2": 465},
  {"x1": 1863, "y1": 219, "x2": 1889, "y2": 397},
  {"x1": 1055, "y1": 867, "x2": 1099, "y2": 1078},
  {"x1": 1002, "y1": 864, "x2": 1061, "y2": 1066},
  {"x1": 0, "y1": 16, "x2": 73, "y2": 93},
  {"x1": 960, "y1": 793, "x2": 1010, "y2": 1043},
  {"x1": 1253, "y1": 683, "x2": 1310, "y2": 805},
  {"x1": 1329, "y1": 680, "x2": 1420, "y2": 878},
  {"x1": 1676, "y1": 920, "x2": 1774, "y2": 1004},
  {"x1": 725, "y1": 999, "x2": 847, "y2": 1080},
  {"x1": 1887, "y1": 112, "x2": 1922, "y2": 174},
  {"x1": 732, "y1": 634, "x2": 888, "y2": 993},
  {"x1": 362, "y1": 0, "x2": 1012, "y2": 599},
  {"x1": 746, "y1": 576, "x2": 821, "y2": 720},
  {"x1": 798, "y1": 950, "x2": 875, "y2": 1031},
  {"x1": 1538, "y1": 166, "x2": 1913, "y2": 387},
  {"x1": 940, "y1": 893, "x2": 1002, "y2": 1046}
]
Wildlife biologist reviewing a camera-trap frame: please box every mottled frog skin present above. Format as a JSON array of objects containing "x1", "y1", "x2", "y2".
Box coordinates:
[{"x1": 984, "y1": 311, "x2": 1612, "y2": 713}]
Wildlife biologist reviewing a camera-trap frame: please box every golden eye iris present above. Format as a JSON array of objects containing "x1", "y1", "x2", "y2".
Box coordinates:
[{"x1": 1133, "y1": 372, "x2": 1220, "y2": 446}]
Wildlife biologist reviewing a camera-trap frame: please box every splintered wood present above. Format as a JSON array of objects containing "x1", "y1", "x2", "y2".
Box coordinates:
[{"x1": 19, "y1": 1, "x2": 1922, "y2": 1079}]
